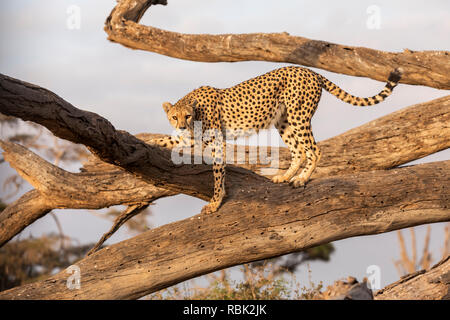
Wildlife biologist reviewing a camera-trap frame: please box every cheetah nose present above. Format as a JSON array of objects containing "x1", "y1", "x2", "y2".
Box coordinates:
[{"x1": 179, "y1": 126, "x2": 186, "y2": 130}]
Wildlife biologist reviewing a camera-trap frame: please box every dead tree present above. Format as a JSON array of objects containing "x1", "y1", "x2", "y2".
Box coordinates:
[
  {"x1": 105, "y1": 0, "x2": 450, "y2": 89},
  {"x1": 0, "y1": 0, "x2": 449, "y2": 299}
]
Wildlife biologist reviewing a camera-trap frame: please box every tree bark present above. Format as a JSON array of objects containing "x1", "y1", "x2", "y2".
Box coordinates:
[
  {"x1": 319, "y1": 255, "x2": 449, "y2": 300},
  {"x1": 375, "y1": 255, "x2": 450, "y2": 300},
  {"x1": 0, "y1": 73, "x2": 449, "y2": 246},
  {"x1": 1, "y1": 73, "x2": 448, "y2": 198},
  {"x1": 0, "y1": 70, "x2": 449, "y2": 299},
  {"x1": 104, "y1": 0, "x2": 450, "y2": 89},
  {"x1": 0, "y1": 73, "x2": 214, "y2": 200},
  {"x1": 0, "y1": 159, "x2": 448, "y2": 299},
  {"x1": 0, "y1": 190, "x2": 51, "y2": 245},
  {"x1": 0, "y1": 0, "x2": 447, "y2": 300}
]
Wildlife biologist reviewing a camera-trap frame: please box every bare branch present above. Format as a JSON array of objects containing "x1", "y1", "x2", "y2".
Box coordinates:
[
  {"x1": 104, "y1": 0, "x2": 450, "y2": 89},
  {"x1": 0, "y1": 190, "x2": 51, "y2": 244},
  {"x1": 0, "y1": 74, "x2": 449, "y2": 246},
  {"x1": 1, "y1": 73, "x2": 448, "y2": 193},
  {"x1": 0, "y1": 73, "x2": 215, "y2": 200},
  {"x1": 0, "y1": 160, "x2": 448, "y2": 299},
  {"x1": 0, "y1": 72, "x2": 449, "y2": 300},
  {"x1": 86, "y1": 204, "x2": 150, "y2": 256},
  {"x1": 0, "y1": 139, "x2": 174, "y2": 247}
]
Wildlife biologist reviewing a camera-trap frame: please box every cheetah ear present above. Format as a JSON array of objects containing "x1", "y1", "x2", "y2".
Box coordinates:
[{"x1": 162, "y1": 102, "x2": 172, "y2": 114}]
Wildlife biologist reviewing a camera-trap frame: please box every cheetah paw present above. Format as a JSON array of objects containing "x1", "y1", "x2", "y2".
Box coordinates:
[
  {"x1": 272, "y1": 174, "x2": 289, "y2": 183},
  {"x1": 201, "y1": 202, "x2": 220, "y2": 214},
  {"x1": 289, "y1": 176, "x2": 307, "y2": 188}
]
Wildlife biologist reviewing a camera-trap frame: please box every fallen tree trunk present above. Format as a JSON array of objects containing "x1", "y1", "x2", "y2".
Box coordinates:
[
  {"x1": 104, "y1": 0, "x2": 450, "y2": 89},
  {"x1": 0, "y1": 73, "x2": 449, "y2": 246}
]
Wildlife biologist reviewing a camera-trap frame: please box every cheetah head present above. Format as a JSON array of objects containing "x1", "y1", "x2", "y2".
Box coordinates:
[{"x1": 162, "y1": 100, "x2": 196, "y2": 132}]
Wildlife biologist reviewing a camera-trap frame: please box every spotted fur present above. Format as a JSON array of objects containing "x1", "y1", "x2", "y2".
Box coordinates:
[{"x1": 157, "y1": 66, "x2": 402, "y2": 213}]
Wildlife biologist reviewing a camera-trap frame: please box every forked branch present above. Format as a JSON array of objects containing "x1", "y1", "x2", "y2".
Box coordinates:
[
  {"x1": 104, "y1": 0, "x2": 450, "y2": 89},
  {"x1": 0, "y1": 73, "x2": 449, "y2": 245}
]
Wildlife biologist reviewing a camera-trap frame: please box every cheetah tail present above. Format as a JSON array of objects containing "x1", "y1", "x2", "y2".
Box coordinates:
[{"x1": 319, "y1": 68, "x2": 403, "y2": 106}]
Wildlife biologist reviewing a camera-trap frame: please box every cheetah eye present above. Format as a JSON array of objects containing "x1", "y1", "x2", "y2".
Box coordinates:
[
  {"x1": 186, "y1": 115, "x2": 191, "y2": 119},
  {"x1": 172, "y1": 116, "x2": 177, "y2": 121}
]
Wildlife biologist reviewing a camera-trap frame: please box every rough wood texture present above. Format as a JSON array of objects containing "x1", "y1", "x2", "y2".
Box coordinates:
[
  {"x1": 0, "y1": 160, "x2": 448, "y2": 299},
  {"x1": 1, "y1": 73, "x2": 449, "y2": 246},
  {"x1": 0, "y1": 73, "x2": 214, "y2": 199},
  {"x1": 0, "y1": 1, "x2": 448, "y2": 300},
  {"x1": 0, "y1": 190, "x2": 51, "y2": 246},
  {"x1": 1, "y1": 73, "x2": 448, "y2": 193},
  {"x1": 375, "y1": 256, "x2": 450, "y2": 300},
  {"x1": 0, "y1": 140, "x2": 174, "y2": 247},
  {"x1": 0, "y1": 74, "x2": 449, "y2": 299},
  {"x1": 319, "y1": 256, "x2": 450, "y2": 300},
  {"x1": 104, "y1": 0, "x2": 450, "y2": 89}
]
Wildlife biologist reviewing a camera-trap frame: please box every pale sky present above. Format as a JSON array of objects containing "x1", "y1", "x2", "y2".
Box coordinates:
[{"x1": 0, "y1": 0, "x2": 449, "y2": 291}]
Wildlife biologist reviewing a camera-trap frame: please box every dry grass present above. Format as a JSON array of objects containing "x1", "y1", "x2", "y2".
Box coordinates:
[
  {"x1": 394, "y1": 224, "x2": 449, "y2": 276},
  {"x1": 147, "y1": 262, "x2": 324, "y2": 300}
]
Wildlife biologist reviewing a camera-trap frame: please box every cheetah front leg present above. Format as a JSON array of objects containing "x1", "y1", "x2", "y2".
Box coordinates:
[
  {"x1": 151, "y1": 135, "x2": 180, "y2": 148},
  {"x1": 201, "y1": 139, "x2": 226, "y2": 214}
]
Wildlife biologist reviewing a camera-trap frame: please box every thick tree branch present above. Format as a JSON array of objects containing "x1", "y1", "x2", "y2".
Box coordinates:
[
  {"x1": 0, "y1": 160, "x2": 448, "y2": 299},
  {"x1": 104, "y1": 0, "x2": 450, "y2": 89},
  {"x1": 0, "y1": 75, "x2": 449, "y2": 246},
  {"x1": 1, "y1": 73, "x2": 448, "y2": 195},
  {"x1": 0, "y1": 1, "x2": 446, "y2": 300},
  {"x1": 0, "y1": 72, "x2": 449, "y2": 299},
  {"x1": 0, "y1": 140, "x2": 175, "y2": 209},
  {"x1": 0, "y1": 190, "x2": 51, "y2": 244},
  {"x1": 0, "y1": 73, "x2": 214, "y2": 199},
  {"x1": 0, "y1": 138, "x2": 175, "y2": 246}
]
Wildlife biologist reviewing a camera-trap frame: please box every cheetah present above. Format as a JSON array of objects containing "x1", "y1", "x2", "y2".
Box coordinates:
[{"x1": 156, "y1": 66, "x2": 402, "y2": 214}]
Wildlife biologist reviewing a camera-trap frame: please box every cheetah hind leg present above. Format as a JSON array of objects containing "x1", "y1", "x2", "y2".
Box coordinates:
[
  {"x1": 289, "y1": 140, "x2": 320, "y2": 188},
  {"x1": 272, "y1": 152, "x2": 304, "y2": 183},
  {"x1": 272, "y1": 119, "x2": 306, "y2": 183}
]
